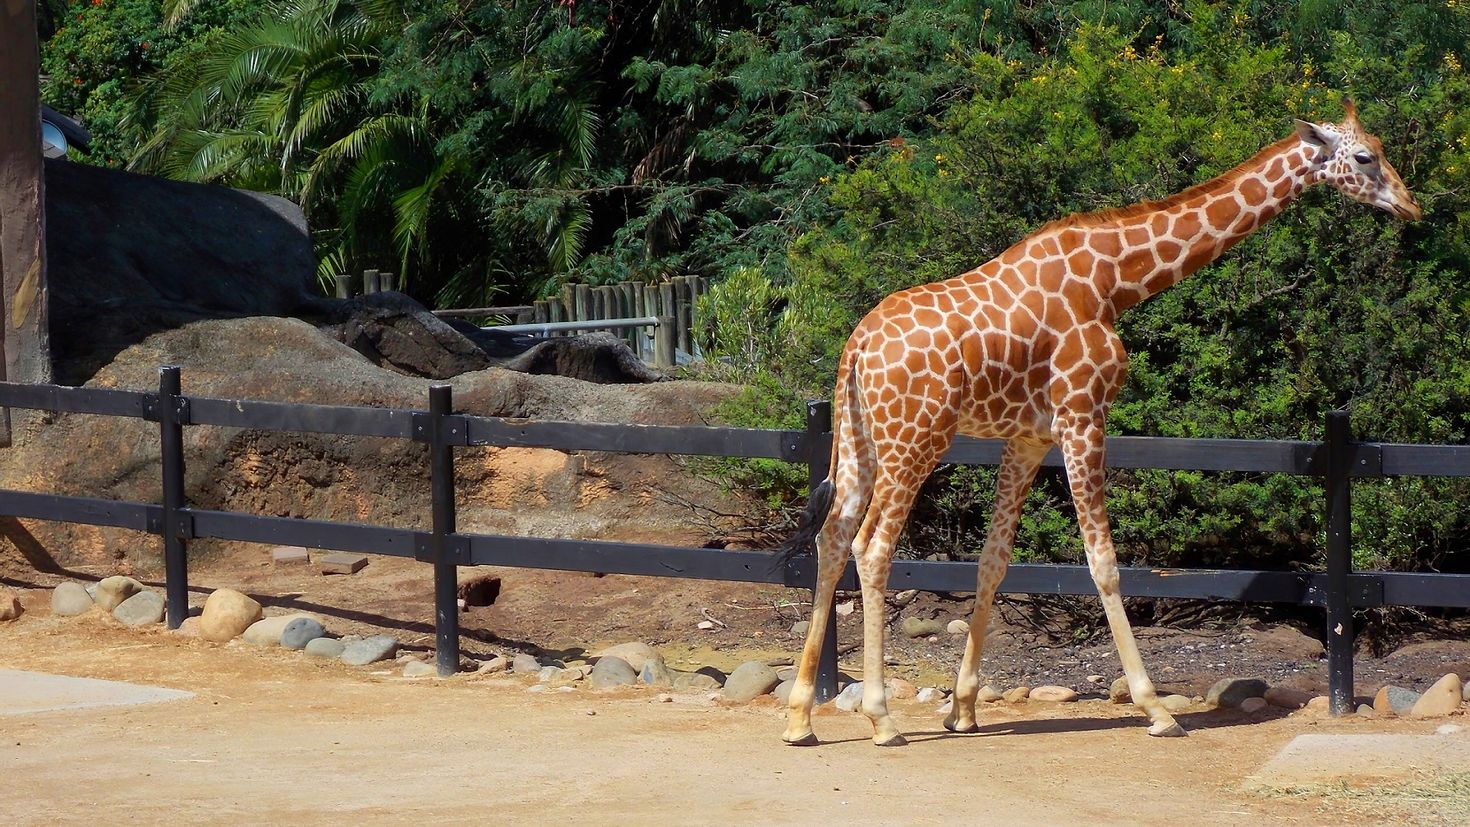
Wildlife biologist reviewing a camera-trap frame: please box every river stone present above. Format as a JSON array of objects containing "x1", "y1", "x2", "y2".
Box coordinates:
[
  {"x1": 901, "y1": 617, "x2": 944, "y2": 639},
  {"x1": 513, "y1": 653, "x2": 542, "y2": 674},
  {"x1": 538, "y1": 666, "x2": 565, "y2": 683},
  {"x1": 280, "y1": 617, "x2": 327, "y2": 650},
  {"x1": 673, "y1": 670, "x2": 722, "y2": 692},
  {"x1": 243, "y1": 614, "x2": 316, "y2": 647},
  {"x1": 1109, "y1": 677, "x2": 1131, "y2": 704},
  {"x1": 1161, "y1": 694, "x2": 1193, "y2": 712},
  {"x1": 887, "y1": 677, "x2": 918, "y2": 700},
  {"x1": 592, "y1": 642, "x2": 660, "y2": 673},
  {"x1": 200, "y1": 589, "x2": 263, "y2": 642},
  {"x1": 1030, "y1": 685, "x2": 1078, "y2": 702},
  {"x1": 1205, "y1": 677, "x2": 1269, "y2": 709},
  {"x1": 834, "y1": 681, "x2": 866, "y2": 712},
  {"x1": 790, "y1": 620, "x2": 810, "y2": 636},
  {"x1": 403, "y1": 661, "x2": 437, "y2": 678},
  {"x1": 977, "y1": 684, "x2": 1003, "y2": 703},
  {"x1": 51, "y1": 582, "x2": 93, "y2": 616},
  {"x1": 94, "y1": 576, "x2": 144, "y2": 612},
  {"x1": 640, "y1": 658, "x2": 673, "y2": 687},
  {"x1": 724, "y1": 661, "x2": 780, "y2": 702},
  {"x1": 304, "y1": 638, "x2": 346, "y2": 659},
  {"x1": 1002, "y1": 686, "x2": 1031, "y2": 703},
  {"x1": 589, "y1": 656, "x2": 638, "y2": 689},
  {"x1": 1374, "y1": 685, "x2": 1422, "y2": 717},
  {"x1": 112, "y1": 591, "x2": 165, "y2": 626},
  {"x1": 1264, "y1": 686, "x2": 1313, "y2": 710},
  {"x1": 1409, "y1": 674, "x2": 1464, "y2": 719},
  {"x1": 917, "y1": 687, "x2": 946, "y2": 704},
  {"x1": 0, "y1": 589, "x2": 23, "y2": 621},
  {"x1": 774, "y1": 679, "x2": 795, "y2": 706},
  {"x1": 341, "y1": 635, "x2": 398, "y2": 666}
]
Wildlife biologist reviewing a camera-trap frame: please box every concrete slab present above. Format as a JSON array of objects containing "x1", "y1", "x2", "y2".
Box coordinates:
[
  {"x1": 1245, "y1": 733, "x2": 1470, "y2": 788},
  {"x1": 0, "y1": 669, "x2": 193, "y2": 715}
]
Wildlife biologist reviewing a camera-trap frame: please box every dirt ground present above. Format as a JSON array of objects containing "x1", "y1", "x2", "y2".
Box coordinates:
[{"x1": 3, "y1": 566, "x2": 1469, "y2": 825}]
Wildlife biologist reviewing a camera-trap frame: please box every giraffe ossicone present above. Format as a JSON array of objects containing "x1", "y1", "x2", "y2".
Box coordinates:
[{"x1": 777, "y1": 99, "x2": 1420, "y2": 747}]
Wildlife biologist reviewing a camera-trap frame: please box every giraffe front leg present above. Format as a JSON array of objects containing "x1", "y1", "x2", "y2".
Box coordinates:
[
  {"x1": 1058, "y1": 418, "x2": 1186, "y2": 738},
  {"x1": 946, "y1": 439, "x2": 1049, "y2": 733},
  {"x1": 783, "y1": 491, "x2": 861, "y2": 746}
]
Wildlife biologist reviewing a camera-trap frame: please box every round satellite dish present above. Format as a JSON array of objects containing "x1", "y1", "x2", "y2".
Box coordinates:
[{"x1": 41, "y1": 120, "x2": 68, "y2": 158}]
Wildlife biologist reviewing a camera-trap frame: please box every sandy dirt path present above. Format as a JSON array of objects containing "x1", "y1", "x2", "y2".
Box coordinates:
[{"x1": 4, "y1": 613, "x2": 1441, "y2": 825}]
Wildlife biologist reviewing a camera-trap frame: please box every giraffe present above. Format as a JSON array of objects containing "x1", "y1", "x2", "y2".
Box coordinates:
[{"x1": 777, "y1": 99, "x2": 1421, "y2": 747}]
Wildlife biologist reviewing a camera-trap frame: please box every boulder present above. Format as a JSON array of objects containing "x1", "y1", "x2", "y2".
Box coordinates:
[
  {"x1": 1264, "y1": 686, "x2": 1313, "y2": 710},
  {"x1": 513, "y1": 653, "x2": 542, "y2": 674},
  {"x1": 1029, "y1": 685, "x2": 1078, "y2": 703},
  {"x1": 1161, "y1": 694, "x2": 1193, "y2": 712},
  {"x1": 243, "y1": 614, "x2": 317, "y2": 647},
  {"x1": 1239, "y1": 697, "x2": 1268, "y2": 714},
  {"x1": 916, "y1": 687, "x2": 946, "y2": 704},
  {"x1": 94, "y1": 576, "x2": 144, "y2": 612},
  {"x1": 199, "y1": 589, "x2": 263, "y2": 642},
  {"x1": 304, "y1": 638, "x2": 346, "y2": 659},
  {"x1": 900, "y1": 617, "x2": 944, "y2": 639},
  {"x1": 774, "y1": 679, "x2": 795, "y2": 706},
  {"x1": 977, "y1": 684, "x2": 1004, "y2": 703},
  {"x1": 723, "y1": 662, "x2": 780, "y2": 702},
  {"x1": 402, "y1": 661, "x2": 437, "y2": 678},
  {"x1": 1373, "y1": 685, "x2": 1422, "y2": 717},
  {"x1": 1002, "y1": 686, "x2": 1031, "y2": 703},
  {"x1": 112, "y1": 591, "x2": 165, "y2": 626},
  {"x1": 51, "y1": 582, "x2": 93, "y2": 616},
  {"x1": 340, "y1": 635, "x2": 398, "y2": 666},
  {"x1": 672, "y1": 671, "x2": 722, "y2": 692},
  {"x1": 887, "y1": 677, "x2": 918, "y2": 700},
  {"x1": 790, "y1": 620, "x2": 810, "y2": 636},
  {"x1": 1109, "y1": 677, "x2": 1131, "y2": 704},
  {"x1": 0, "y1": 588, "x2": 22, "y2": 621},
  {"x1": 1205, "y1": 677, "x2": 1268, "y2": 709},
  {"x1": 589, "y1": 656, "x2": 638, "y2": 689},
  {"x1": 640, "y1": 659, "x2": 673, "y2": 687},
  {"x1": 280, "y1": 617, "x2": 327, "y2": 650},
  {"x1": 1408, "y1": 674, "x2": 1464, "y2": 719},
  {"x1": 946, "y1": 619, "x2": 970, "y2": 635},
  {"x1": 477, "y1": 656, "x2": 508, "y2": 674},
  {"x1": 834, "y1": 682, "x2": 866, "y2": 712},
  {"x1": 592, "y1": 642, "x2": 661, "y2": 673}
]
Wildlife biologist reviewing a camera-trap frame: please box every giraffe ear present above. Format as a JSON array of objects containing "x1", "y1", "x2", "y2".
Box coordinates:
[{"x1": 1295, "y1": 119, "x2": 1338, "y2": 151}]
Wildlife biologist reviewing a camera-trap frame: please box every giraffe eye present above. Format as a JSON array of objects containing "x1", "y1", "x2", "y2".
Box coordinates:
[{"x1": 1353, "y1": 150, "x2": 1376, "y2": 165}]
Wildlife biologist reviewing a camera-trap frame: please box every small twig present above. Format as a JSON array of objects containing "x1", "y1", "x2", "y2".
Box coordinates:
[{"x1": 699, "y1": 607, "x2": 726, "y2": 628}]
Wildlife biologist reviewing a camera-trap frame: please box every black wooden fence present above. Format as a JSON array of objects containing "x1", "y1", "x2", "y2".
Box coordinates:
[{"x1": 3, "y1": 366, "x2": 1469, "y2": 715}]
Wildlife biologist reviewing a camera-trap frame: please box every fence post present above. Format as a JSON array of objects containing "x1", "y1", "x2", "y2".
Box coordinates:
[
  {"x1": 158, "y1": 365, "x2": 189, "y2": 629},
  {"x1": 654, "y1": 316, "x2": 675, "y2": 368},
  {"x1": 363, "y1": 269, "x2": 381, "y2": 294},
  {"x1": 805, "y1": 400, "x2": 838, "y2": 703},
  {"x1": 429, "y1": 383, "x2": 460, "y2": 676},
  {"x1": 1324, "y1": 410, "x2": 1355, "y2": 715},
  {"x1": 333, "y1": 273, "x2": 354, "y2": 299}
]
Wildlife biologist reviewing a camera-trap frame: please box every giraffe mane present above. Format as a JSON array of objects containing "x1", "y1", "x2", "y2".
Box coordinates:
[{"x1": 1023, "y1": 135, "x2": 1303, "y2": 236}]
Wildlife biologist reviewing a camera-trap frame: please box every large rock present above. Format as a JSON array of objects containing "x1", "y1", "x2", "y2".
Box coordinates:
[
  {"x1": 112, "y1": 591, "x2": 165, "y2": 627},
  {"x1": 243, "y1": 614, "x2": 318, "y2": 647},
  {"x1": 774, "y1": 679, "x2": 795, "y2": 706},
  {"x1": 589, "y1": 656, "x2": 638, "y2": 689},
  {"x1": 51, "y1": 582, "x2": 93, "y2": 616},
  {"x1": 1374, "y1": 685, "x2": 1422, "y2": 717},
  {"x1": 1205, "y1": 677, "x2": 1269, "y2": 709},
  {"x1": 1109, "y1": 677, "x2": 1131, "y2": 704},
  {"x1": 199, "y1": 589, "x2": 263, "y2": 642},
  {"x1": 340, "y1": 635, "x2": 398, "y2": 666},
  {"x1": 280, "y1": 617, "x2": 327, "y2": 650},
  {"x1": 513, "y1": 653, "x2": 542, "y2": 674},
  {"x1": 0, "y1": 588, "x2": 21, "y2": 621},
  {"x1": 593, "y1": 642, "x2": 662, "y2": 673},
  {"x1": 1408, "y1": 674, "x2": 1464, "y2": 719},
  {"x1": 44, "y1": 159, "x2": 319, "y2": 382},
  {"x1": 1029, "y1": 686, "x2": 1079, "y2": 703},
  {"x1": 640, "y1": 659, "x2": 673, "y2": 687},
  {"x1": 723, "y1": 662, "x2": 780, "y2": 702},
  {"x1": 900, "y1": 617, "x2": 944, "y2": 639},
  {"x1": 94, "y1": 576, "x2": 144, "y2": 612},
  {"x1": 672, "y1": 671, "x2": 722, "y2": 692},
  {"x1": 1264, "y1": 686, "x2": 1313, "y2": 710},
  {"x1": 304, "y1": 638, "x2": 346, "y2": 659}
]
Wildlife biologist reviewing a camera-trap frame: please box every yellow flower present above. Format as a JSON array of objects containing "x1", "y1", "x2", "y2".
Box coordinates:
[
  {"x1": 1170, "y1": 66, "x2": 1184, "y2": 75},
  {"x1": 818, "y1": 176, "x2": 830, "y2": 184},
  {"x1": 938, "y1": 168, "x2": 950, "y2": 177},
  {"x1": 1122, "y1": 45, "x2": 1138, "y2": 61},
  {"x1": 1303, "y1": 63, "x2": 1315, "y2": 77},
  {"x1": 1212, "y1": 130, "x2": 1223, "y2": 141},
  {"x1": 934, "y1": 153, "x2": 945, "y2": 163}
]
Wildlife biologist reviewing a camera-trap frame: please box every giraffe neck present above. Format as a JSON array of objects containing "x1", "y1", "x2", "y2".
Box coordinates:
[{"x1": 1105, "y1": 136, "x2": 1320, "y2": 313}]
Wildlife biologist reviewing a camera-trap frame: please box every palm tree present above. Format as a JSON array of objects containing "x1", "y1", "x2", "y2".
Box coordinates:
[{"x1": 130, "y1": 0, "x2": 450, "y2": 291}]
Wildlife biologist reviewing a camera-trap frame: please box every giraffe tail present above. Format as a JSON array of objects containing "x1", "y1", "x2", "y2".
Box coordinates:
[{"x1": 769, "y1": 477, "x2": 836, "y2": 570}]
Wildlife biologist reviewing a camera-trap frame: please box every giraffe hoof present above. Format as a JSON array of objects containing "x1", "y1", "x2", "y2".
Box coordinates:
[
  {"x1": 783, "y1": 732, "x2": 820, "y2": 747},
  {"x1": 874, "y1": 733, "x2": 909, "y2": 748},
  {"x1": 1148, "y1": 721, "x2": 1187, "y2": 738},
  {"x1": 942, "y1": 717, "x2": 979, "y2": 734}
]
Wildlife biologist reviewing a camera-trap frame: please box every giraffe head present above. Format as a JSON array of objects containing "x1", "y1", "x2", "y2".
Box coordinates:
[{"x1": 1295, "y1": 98, "x2": 1421, "y2": 221}]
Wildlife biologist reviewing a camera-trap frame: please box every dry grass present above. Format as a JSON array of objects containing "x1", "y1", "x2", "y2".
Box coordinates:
[{"x1": 1255, "y1": 771, "x2": 1470, "y2": 825}]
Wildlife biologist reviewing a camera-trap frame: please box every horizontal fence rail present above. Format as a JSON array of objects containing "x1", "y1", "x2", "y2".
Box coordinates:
[{"x1": 0, "y1": 371, "x2": 1467, "y2": 709}]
